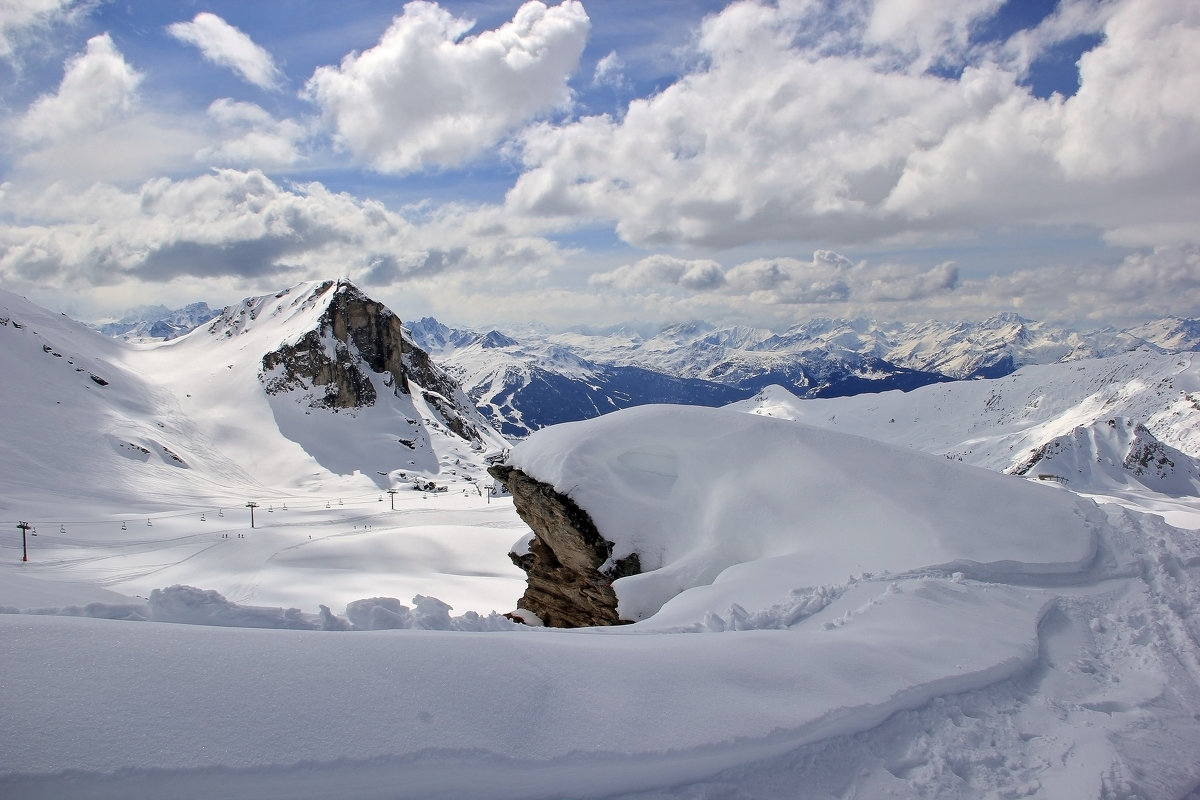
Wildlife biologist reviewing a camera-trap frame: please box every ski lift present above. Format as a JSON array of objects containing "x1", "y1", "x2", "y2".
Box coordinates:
[
  {"x1": 60, "y1": 524, "x2": 66, "y2": 534},
  {"x1": 121, "y1": 522, "x2": 127, "y2": 531},
  {"x1": 282, "y1": 503, "x2": 288, "y2": 511},
  {"x1": 218, "y1": 508, "x2": 224, "y2": 517},
  {"x1": 201, "y1": 513, "x2": 206, "y2": 522},
  {"x1": 147, "y1": 518, "x2": 152, "y2": 527},
  {"x1": 378, "y1": 495, "x2": 383, "y2": 502},
  {"x1": 338, "y1": 499, "x2": 343, "y2": 506},
  {"x1": 325, "y1": 501, "x2": 330, "y2": 508},
  {"x1": 268, "y1": 505, "x2": 274, "y2": 513}
]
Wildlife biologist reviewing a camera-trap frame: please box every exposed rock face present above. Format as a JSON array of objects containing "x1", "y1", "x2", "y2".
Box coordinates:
[
  {"x1": 488, "y1": 464, "x2": 641, "y2": 628},
  {"x1": 1123, "y1": 422, "x2": 1177, "y2": 479},
  {"x1": 263, "y1": 325, "x2": 378, "y2": 408},
  {"x1": 259, "y1": 281, "x2": 485, "y2": 442}
]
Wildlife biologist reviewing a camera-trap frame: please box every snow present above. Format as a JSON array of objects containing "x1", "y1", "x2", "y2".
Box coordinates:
[
  {"x1": 3, "y1": 287, "x2": 1200, "y2": 798},
  {"x1": 507, "y1": 405, "x2": 1098, "y2": 622}
]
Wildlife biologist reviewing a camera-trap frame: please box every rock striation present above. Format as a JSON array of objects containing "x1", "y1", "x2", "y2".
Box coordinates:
[{"x1": 488, "y1": 464, "x2": 641, "y2": 628}]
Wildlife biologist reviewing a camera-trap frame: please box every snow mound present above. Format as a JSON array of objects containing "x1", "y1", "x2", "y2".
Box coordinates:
[{"x1": 507, "y1": 404, "x2": 1099, "y2": 622}]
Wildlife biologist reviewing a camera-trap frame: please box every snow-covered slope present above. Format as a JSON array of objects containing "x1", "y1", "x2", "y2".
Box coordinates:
[
  {"x1": 0, "y1": 283, "x2": 524, "y2": 612},
  {"x1": 733, "y1": 349, "x2": 1200, "y2": 465},
  {"x1": 0, "y1": 288, "x2": 263, "y2": 504},
  {"x1": 1, "y1": 281, "x2": 503, "y2": 505},
  {"x1": 1009, "y1": 417, "x2": 1200, "y2": 495},
  {"x1": 7, "y1": 399, "x2": 1200, "y2": 798},
  {"x1": 731, "y1": 349, "x2": 1200, "y2": 525}
]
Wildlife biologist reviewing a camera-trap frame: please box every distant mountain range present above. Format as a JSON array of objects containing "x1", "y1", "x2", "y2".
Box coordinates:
[
  {"x1": 92, "y1": 302, "x2": 220, "y2": 341},
  {"x1": 91, "y1": 296, "x2": 1200, "y2": 438},
  {"x1": 407, "y1": 312, "x2": 1200, "y2": 436}
]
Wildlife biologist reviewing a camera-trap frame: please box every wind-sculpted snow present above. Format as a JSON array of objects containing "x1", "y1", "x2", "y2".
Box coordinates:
[
  {"x1": 0, "y1": 579, "x2": 1054, "y2": 795},
  {"x1": 2, "y1": 584, "x2": 519, "y2": 632},
  {"x1": 507, "y1": 405, "x2": 1099, "y2": 623}
]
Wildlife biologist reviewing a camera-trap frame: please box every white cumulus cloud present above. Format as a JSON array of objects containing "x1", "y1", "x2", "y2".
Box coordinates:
[
  {"x1": 506, "y1": 0, "x2": 1200, "y2": 254},
  {"x1": 590, "y1": 254, "x2": 725, "y2": 292},
  {"x1": 0, "y1": 169, "x2": 567, "y2": 297},
  {"x1": 15, "y1": 33, "x2": 141, "y2": 143},
  {"x1": 167, "y1": 12, "x2": 282, "y2": 90},
  {"x1": 0, "y1": 0, "x2": 82, "y2": 60},
  {"x1": 592, "y1": 50, "x2": 626, "y2": 88},
  {"x1": 864, "y1": 0, "x2": 1006, "y2": 71},
  {"x1": 196, "y1": 100, "x2": 307, "y2": 168},
  {"x1": 305, "y1": 0, "x2": 589, "y2": 174}
]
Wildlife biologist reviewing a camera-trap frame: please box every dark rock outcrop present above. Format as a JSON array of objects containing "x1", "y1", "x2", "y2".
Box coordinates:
[
  {"x1": 488, "y1": 464, "x2": 640, "y2": 628},
  {"x1": 259, "y1": 281, "x2": 485, "y2": 442}
]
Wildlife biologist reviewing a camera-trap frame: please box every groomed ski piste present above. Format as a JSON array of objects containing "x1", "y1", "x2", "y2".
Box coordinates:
[{"x1": 3, "y1": 287, "x2": 1200, "y2": 799}]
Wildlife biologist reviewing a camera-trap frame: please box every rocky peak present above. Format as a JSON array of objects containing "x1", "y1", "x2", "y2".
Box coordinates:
[
  {"x1": 1008, "y1": 416, "x2": 1200, "y2": 494},
  {"x1": 488, "y1": 464, "x2": 641, "y2": 628},
  {"x1": 260, "y1": 280, "x2": 486, "y2": 443}
]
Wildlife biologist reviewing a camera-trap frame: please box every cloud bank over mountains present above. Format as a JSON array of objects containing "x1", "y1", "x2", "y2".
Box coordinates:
[{"x1": 0, "y1": 0, "x2": 1198, "y2": 329}]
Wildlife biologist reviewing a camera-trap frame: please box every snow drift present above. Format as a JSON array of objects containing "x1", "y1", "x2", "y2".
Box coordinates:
[{"x1": 505, "y1": 405, "x2": 1100, "y2": 623}]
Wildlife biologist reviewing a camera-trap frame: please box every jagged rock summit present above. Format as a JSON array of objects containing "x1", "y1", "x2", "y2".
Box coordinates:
[
  {"x1": 201, "y1": 279, "x2": 498, "y2": 452},
  {"x1": 254, "y1": 280, "x2": 486, "y2": 442}
]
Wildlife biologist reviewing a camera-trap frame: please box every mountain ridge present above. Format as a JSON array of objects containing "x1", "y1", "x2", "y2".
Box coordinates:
[
  {"x1": 86, "y1": 294, "x2": 1200, "y2": 438},
  {"x1": 408, "y1": 311, "x2": 1199, "y2": 434},
  {"x1": 0, "y1": 280, "x2": 504, "y2": 509}
]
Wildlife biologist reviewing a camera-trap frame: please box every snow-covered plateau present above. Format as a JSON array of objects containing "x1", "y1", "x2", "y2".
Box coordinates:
[{"x1": 3, "y1": 284, "x2": 1200, "y2": 799}]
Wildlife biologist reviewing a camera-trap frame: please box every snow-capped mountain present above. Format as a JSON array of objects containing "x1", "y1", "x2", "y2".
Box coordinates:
[
  {"x1": 408, "y1": 317, "x2": 746, "y2": 437},
  {"x1": 1008, "y1": 417, "x2": 1200, "y2": 496},
  {"x1": 93, "y1": 301, "x2": 219, "y2": 341},
  {"x1": 1127, "y1": 315, "x2": 1200, "y2": 352},
  {"x1": 106, "y1": 301, "x2": 1200, "y2": 438},
  {"x1": 0, "y1": 280, "x2": 504, "y2": 512},
  {"x1": 409, "y1": 312, "x2": 1200, "y2": 435},
  {"x1": 547, "y1": 311, "x2": 1187, "y2": 381},
  {"x1": 544, "y1": 317, "x2": 951, "y2": 393}
]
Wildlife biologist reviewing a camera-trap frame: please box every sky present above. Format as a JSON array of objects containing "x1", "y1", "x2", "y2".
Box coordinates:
[{"x1": 0, "y1": 0, "x2": 1198, "y2": 332}]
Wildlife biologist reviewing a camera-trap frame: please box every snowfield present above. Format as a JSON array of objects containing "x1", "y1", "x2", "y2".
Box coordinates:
[{"x1": 3, "y1": 287, "x2": 1200, "y2": 798}]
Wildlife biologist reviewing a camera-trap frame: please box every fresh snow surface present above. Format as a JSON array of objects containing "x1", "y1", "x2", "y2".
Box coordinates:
[
  {"x1": 730, "y1": 349, "x2": 1200, "y2": 529},
  {"x1": 4, "y1": 288, "x2": 1200, "y2": 798},
  {"x1": 506, "y1": 405, "x2": 1098, "y2": 623}
]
